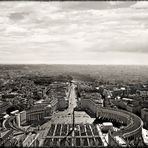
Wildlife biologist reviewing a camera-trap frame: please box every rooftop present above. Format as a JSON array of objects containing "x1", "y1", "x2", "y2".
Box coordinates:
[
  {"x1": 102, "y1": 122, "x2": 113, "y2": 126},
  {"x1": 0, "y1": 129, "x2": 13, "y2": 141},
  {"x1": 142, "y1": 108, "x2": 148, "y2": 112},
  {"x1": 34, "y1": 99, "x2": 44, "y2": 104}
]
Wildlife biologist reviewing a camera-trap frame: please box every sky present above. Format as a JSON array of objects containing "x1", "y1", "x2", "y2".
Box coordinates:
[{"x1": 0, "y1": 1, "x2": 148, "y2": 65}]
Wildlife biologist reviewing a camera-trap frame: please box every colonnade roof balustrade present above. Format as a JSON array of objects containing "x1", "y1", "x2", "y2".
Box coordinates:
[{"x1": 97, "y1": 107, "x2": 143, "y2": 138}]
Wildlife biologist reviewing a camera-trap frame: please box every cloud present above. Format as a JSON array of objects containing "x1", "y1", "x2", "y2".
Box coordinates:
[
  {"x1": 109, "y1": 1, "x2": 136, "y2": 8},
  {"x1": 60, "y1": 1, "x2": 137, "y2": 10},
  {"x1": 0, "y1": 1, "x2": 148, "y2": 64},
  {"x1": 131, "y1": 1, "x2": 148, "y2": 9}
]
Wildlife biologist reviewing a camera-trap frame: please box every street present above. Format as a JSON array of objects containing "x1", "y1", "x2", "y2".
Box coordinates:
[
  {"x1": 50, "y1": 83, "x2": 94, "y2": 124},
  {"x1": 67, "y1": 83, "x2": 77, "y2": 113},
  {"x1": 38, "y1": 82, "x2": 95, "y2": 146}
]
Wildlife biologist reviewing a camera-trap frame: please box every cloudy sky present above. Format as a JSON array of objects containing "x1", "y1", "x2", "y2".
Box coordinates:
[{"x1": 0, "y1": 1, "x2": 148, "y2": 65}]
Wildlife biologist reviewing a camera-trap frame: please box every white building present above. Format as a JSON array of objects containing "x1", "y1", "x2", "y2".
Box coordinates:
[{"x1": 141, "y1": 108, "x2": 148, "y2": 129}]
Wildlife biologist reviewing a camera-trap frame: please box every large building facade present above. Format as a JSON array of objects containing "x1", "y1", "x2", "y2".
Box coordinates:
[
  {"x1": 26, "y1": 104, "x2": 52, "y2": 123},
  {"x1": 141, "y1": 108, "x2": 148, "y2": 129}
]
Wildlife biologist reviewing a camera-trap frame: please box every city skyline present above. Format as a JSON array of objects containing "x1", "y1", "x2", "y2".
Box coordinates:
[{"x1": 0, "y1": 1, "x2": 148, "y2": 65}]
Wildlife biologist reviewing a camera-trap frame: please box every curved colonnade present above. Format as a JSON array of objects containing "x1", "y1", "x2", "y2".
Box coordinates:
[
  {"x1": 78, "y1": 96, "x2": 143, "y2": 146},
  {"x1": 96, "y1": 107, "x2": 143, "y2": 146},
  {"x1": 3, "y1": 114, "x2": 27, "y2": 134}
]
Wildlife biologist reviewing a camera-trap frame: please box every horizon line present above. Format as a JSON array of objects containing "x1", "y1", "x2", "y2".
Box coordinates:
[{"x1": 0, "y1": 63, "x2": 148, "y2": 66}]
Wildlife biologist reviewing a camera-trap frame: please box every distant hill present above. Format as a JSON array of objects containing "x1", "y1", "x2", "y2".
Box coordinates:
[{"x1": 0, "y1": 64, "x2": 148, "y2": 83}]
